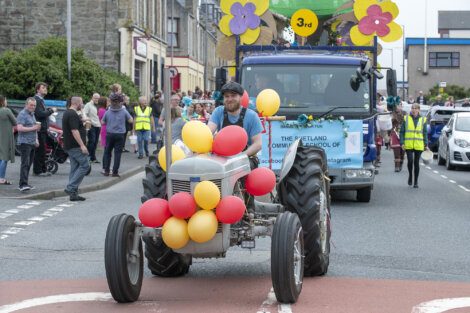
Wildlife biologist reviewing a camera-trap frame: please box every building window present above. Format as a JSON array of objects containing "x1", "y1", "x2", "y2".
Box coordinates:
[
  {"x1": 429, "y1": 52, "x2": 460, "y2": 68},
  {"x1": 167, "y1": 18, "x2": 179, "y2": 47}
]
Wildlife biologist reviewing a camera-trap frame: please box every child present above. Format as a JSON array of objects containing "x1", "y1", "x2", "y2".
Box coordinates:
[{"x1": 390, "y1": 120, "x2": 404, "y2": 172}]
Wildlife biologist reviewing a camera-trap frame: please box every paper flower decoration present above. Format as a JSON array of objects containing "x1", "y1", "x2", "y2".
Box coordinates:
[
  {"x1": 350, "y1": 0, "x2": 402, "y2": 46},
  {"x1": 219, "y1": 0, "x2": 269, "y2": 44}
]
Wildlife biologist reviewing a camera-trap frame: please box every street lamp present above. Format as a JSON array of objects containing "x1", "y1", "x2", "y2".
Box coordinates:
[
  {"x1": 66, "y1": 0, "x2": 71, "y2": 80},
  {"x1": 402, "y1": 24, "x2": 406, "y2": 100}
]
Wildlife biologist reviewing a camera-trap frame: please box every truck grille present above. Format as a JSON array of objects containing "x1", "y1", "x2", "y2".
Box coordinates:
[{"x1": 171, "y1": 179, "x2": 222, "y2": 195}]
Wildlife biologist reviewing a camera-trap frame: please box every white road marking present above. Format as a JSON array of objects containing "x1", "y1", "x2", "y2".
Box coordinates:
[
  {"x1": 5, "y1": 209, "x2": 19, "y2": 214},
  {"x1": 440, "y1": 175, "x2": 447, "y2": 179},
  {"x1": 412, "y1": 297, "x2": 470, "y2": 313},
  {"x1": 41, "y1": 211, "x2": 58, "y2": 217},
  {"x1": 0, "y1": 213, "x2": 13, "y2": 219},
  {"x1": 278, "y1": 304, "x2": 293, "y2": 313},
  {"x1": 0, "y1": 292, "x2": 113, "y2": 313},
  {"x1": 25, "y1": 201, "x2": 41, "y2": 206},
  {"x1": 14, "y1": 221, "x2": 36, "y2": 226},
  {"x1": 27, "y1": 216, "x2": 46, "y2": 222},
  {"x1": 0, "y1": 235, "x2": 9, "y2": 240},
  {"x1": 47, "y1": 207, "x2": 64, "y2": 212},
  {"x1": 433, "y1": 170, "x2": 439, "y2": 174},
  {"x1": 426, "y1": 166, "x2": 432, "y2": 170},
  {"x1": 449, "y1": 180, "x2": 456, "y2": 184},
  {"x1": 458, "y1": 185, "x2": 470, "y2": 192},
  {"x1": 16, "y1": 205, "x2": 33, "y2": 209},
  {"x1": 1, "y1": 227, "x2": 23, "y2": 235},
  {"x1": 57, "y1": 203, "x2": 74, "y2": 207}
]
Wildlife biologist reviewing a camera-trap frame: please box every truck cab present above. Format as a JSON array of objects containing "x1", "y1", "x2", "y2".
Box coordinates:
[{"x1": 237, "y1": 50, "x2": 380, "y2": 202}]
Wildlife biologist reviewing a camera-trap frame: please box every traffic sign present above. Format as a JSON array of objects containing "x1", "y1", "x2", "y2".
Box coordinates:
[
  {"x1": 439, "y1": 81, "x2": 447, "y2": 88},
  {"x1": 169, "y1": 67, "x2": 178, "y2": 79},
  {"x1": 290, "y1": 9, "x2": 318, "y2": 37}
]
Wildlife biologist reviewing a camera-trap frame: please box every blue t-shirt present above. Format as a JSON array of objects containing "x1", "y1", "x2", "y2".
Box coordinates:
[
  {"x1": 209, "y1": 106, "x2": 263, "y2": 145},
  {"x1": 16, "y1": 109, "x2": 37, "y2": 145}
]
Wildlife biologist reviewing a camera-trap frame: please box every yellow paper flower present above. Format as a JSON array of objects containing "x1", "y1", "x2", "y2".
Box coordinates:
[
  {"x1": 350, "y1": 0, "x2": 402, "y2": 46},
  {"x1": 219, "y1": 0, "x2": 269, "y2": 44}
]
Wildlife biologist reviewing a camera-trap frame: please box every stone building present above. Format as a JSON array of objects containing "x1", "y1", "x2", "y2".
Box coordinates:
[
  {"x1": 0, "y1": 0, "x2": 168, "y2": 97},
  {"x1": 166, "y1": 0, "x2": 225, "y2": 92}
]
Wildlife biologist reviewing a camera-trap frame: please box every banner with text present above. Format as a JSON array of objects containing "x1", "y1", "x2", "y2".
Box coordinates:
[{"x1": 260, "y1": 120, "x2": 363, "y2": 170}]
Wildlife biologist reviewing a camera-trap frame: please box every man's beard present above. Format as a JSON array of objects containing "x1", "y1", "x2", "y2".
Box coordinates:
[{"x1": 225, "y1": 100, "x2": 241, "y2": 113}]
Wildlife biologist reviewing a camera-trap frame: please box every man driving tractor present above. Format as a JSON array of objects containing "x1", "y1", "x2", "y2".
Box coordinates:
[{"x1": 208, "y1": 81, "x2": 263, "y2": 169}]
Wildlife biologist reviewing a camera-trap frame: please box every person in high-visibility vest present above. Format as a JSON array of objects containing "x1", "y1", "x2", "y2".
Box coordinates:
[
  {"x1": 399, "y1": 103, "x2": 429, "y2": 188},
  {"x1": 134, "y1": 96, "x2": 155, "y2": 159}
]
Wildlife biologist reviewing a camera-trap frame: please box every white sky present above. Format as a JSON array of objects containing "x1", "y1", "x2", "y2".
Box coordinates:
[{"x1": 378, "y1": 0, "x2": 470, "y2": 89}]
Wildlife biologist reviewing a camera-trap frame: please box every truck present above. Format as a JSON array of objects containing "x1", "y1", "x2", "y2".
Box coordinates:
[{"x1": 218, "y1": 41, "x2": 391, "y2": 202}]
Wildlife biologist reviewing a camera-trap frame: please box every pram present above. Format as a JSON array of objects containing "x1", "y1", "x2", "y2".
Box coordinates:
[{"x1": 45, "y1": 125, "x2": 91, "y2": 175}]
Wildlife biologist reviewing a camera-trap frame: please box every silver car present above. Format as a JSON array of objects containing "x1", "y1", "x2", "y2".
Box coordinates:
[{"x1": 438, "y1": 112, "x2": 470, "y2": 170}]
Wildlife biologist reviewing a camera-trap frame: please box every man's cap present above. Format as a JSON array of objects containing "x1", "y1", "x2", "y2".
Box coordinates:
[{"x1": 221, "y1": 81, "x2": 244, "y2": 96}]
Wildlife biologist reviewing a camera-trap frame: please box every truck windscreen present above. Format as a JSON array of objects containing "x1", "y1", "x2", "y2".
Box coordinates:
[{"x1": 241, "y1": 64, "x2": 370, "y2": 115}]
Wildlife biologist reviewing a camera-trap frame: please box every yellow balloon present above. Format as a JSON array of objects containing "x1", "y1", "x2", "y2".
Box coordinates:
[
  {"x1": 182, "y1": 121, "x2": 213, "y2": 153},
  {"x1": 162, "y1": 217, "x2": 189, "y2": 249},
  {"x1": 187, "y1": 210, "x2": 218, "y2": 243},
  {"x1": 256, "y1": 89, "x2": 280, "y2": 117},
  {"x1": 158, "y1": 145, "x2": 186, "y2": 171},
  {"x1": 194, "y1": 181, "x2": 220, "y2": 210}
]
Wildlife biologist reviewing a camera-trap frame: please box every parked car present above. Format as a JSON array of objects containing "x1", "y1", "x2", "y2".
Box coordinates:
[
  {"x1": 437, "y1": 112, "x2": 470, "y2": 170},
  {"x1": 426, "y1": 107, "x2": 470, "y2": 152}
]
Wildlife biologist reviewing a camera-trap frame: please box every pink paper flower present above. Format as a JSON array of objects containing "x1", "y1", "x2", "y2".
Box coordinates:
[{"x1": 358, "y1": 5, "x2": 393, "y2": 37}]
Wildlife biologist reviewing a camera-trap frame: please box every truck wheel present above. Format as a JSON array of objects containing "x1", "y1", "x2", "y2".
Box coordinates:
[
  {"x1": 277, "y1": 146, "x2": 331, "y2": 276},
  {"x1": 271, "y1": 211, "x2": 304, "y2": 303},
  {"x1": 141, "y1": 161, "x2": 191, "y2": 277},
  {"x1": 105, "y1": 214, "x2": 143, "y2": 303},
  {"x1": 356, "y1": 186, "x2": 371, "y2": 202}
]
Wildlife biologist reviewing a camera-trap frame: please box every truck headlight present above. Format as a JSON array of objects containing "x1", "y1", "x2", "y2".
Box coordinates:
[
  {"x1": 454, "y1": 138, "x2": 469, "y2": 148},
  {"x1": 345, "y1": 169, "x2": 373, "y2": 178}
]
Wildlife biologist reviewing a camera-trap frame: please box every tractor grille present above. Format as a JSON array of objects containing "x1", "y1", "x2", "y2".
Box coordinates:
[{"x1": 171, "y1": 179, "x2": 222, "y2": 195}]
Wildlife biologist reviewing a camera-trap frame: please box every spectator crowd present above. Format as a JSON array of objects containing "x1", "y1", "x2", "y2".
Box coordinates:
[{"x1": 0, "y1": 83, "x2": 217, "y2": 201}]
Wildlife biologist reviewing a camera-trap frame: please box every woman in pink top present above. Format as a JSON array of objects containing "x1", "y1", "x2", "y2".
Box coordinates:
[{"x1": 97, "y1": 97, "x2": 109, "y2": 147}]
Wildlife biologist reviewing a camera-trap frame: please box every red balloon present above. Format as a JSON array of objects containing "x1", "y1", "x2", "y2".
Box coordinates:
[
  {"x1": 246, "y1": 167, "x2": 276, "y2": 196},
  {"x1": 212, "y1": 125, "x2": 248, "y2": 156},
  {"x1": 169, "y1": 192, "x2": 197, "y2": 219},
  {"x1": 138, "y1": 198, "x2": 171, "y2": 228},
  {"x1": 216, "y1": 196, "x2": 246, "y2": 224},
  {"x1": 241, "y1": 90, "x2": 249, "y2": 108}
]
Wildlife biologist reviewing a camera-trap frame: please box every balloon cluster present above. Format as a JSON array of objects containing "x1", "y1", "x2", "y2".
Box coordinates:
[{"x1": 139, "y1": 181, "x2": 247, "y2": 249}]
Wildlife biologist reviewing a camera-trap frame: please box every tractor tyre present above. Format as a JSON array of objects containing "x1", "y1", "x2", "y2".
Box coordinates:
[
  {"x1": 271, "y1": 211, "x2": 304, "y2": 303},
  {"x1": 277, "y1": 146, "x2": 331, "y2": 277},
  {"x1": 105, "y1": 214, "x2": 143, "y2": 303},
  {"x1": 141, "y1": 160, "x2": 191, "y2": 277}
]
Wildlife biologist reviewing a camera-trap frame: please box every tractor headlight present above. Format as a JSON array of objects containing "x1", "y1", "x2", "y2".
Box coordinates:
[
  {"x1": 454, "y1": 138, "x2": 469, "y2": 148},
  {"x1": 345, "y1": 169, "x2": 373, "y2": 178}
]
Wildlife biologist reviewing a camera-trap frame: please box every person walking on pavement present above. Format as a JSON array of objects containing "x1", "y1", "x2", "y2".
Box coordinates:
[
  {"x1": 33, "y1": 82, "x2": 55, "y2": 177},
  {"x1": 462, "y1": 98, "x2": 470, "y2": 108},
  {"x1": 101, "y1": 93, "x2": 133, "y2": 177},
  {"x1": 16, "y1": 98, "x2": 41, "y2": 191},
  {"x1": 62, "y1": 97, "x2": 89, "y2": 201},
  {"x1": 134, "y1": 96, "x2": 154, "y2": 159},
  {"x1": 149, "y1": 91, "x2": 163, "y2": 144},
  {"x1": 83, "y1": 93, "x2": 101, "y2": 163},
  {"x1": 0, "y1": 96, "x2": 17, "y2": 185},
  {"x1": 432, "y1": 95, "x2": 445, "y2": 107},
  {"x1": 98, "y1": 97, "x2": 109, "y2": 148},
  {"x1": 400, "y1": 103, "x2": 429, "y2": 188}
]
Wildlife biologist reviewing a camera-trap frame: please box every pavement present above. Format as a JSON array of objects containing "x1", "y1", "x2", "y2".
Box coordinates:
[{"x1": 0, "y1": 143, "x2": 152, "y2": 200}]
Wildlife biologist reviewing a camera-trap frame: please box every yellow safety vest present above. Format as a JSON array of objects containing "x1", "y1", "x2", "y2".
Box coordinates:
[
  {"x1": 403, "y1": 115, "x2": 426, "y2": 151},
  {"x1": 134, "y1": 106, "x2": 152, "y2": 130}
]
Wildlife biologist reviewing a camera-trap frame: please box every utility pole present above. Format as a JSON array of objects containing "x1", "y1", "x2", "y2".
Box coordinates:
[
  {"x1": 402, "y1": 24, "x2": 406, "y2": 100},
  {"x1": 66, "y1": 0, "x2": 71, "y2": 80}
]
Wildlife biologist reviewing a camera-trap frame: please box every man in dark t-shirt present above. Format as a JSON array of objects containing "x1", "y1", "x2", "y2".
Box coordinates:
[{"x1": 62, "y1": 96, "x2": 89, "y2": 201}]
